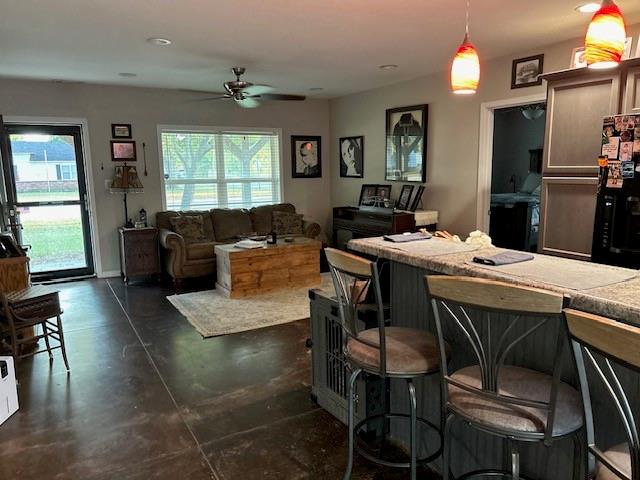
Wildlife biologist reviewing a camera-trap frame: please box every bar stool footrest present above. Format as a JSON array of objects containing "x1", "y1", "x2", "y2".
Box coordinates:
[
  {"x1": 456, "y1": 469, "x2": 535, "y2": 480},
  {"x1": 354, "y1": 412, "x2": 443, "y2": 468}
]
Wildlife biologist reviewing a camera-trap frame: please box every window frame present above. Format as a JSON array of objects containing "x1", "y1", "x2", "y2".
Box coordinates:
[{"x1": 157, "y1": 125, "x2": 284, "y2": 211}]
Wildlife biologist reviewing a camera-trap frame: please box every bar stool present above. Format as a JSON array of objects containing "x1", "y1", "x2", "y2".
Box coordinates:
[
  {"x1": 425, "y1": 275, "x2": 583, "y2": 479},
  {"x1": 324, "y1": 248, "x2": 444, "y2": 480},
  {"x1": 565, "y1": 309, "x2": 640, "y2": 480}
]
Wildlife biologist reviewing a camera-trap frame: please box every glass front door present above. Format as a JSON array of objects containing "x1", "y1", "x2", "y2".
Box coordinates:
[{"x1": 3, "y1": 124, "x2": 94, "y2": 280}]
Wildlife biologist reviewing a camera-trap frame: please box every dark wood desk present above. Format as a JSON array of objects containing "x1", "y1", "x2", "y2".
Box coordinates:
[{"x1": 332, "y1": 206, "x2": 415, "y2": 247}]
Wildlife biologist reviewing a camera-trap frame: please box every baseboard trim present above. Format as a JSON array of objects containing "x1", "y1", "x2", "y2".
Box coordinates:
[{"x1": 98, "y1": 270, "x2": 120, "y2": 278}]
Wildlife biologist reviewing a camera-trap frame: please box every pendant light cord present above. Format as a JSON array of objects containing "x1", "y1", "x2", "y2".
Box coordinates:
[{"x1": 465, "y1": 0, "x2": 470, "y2": 37}]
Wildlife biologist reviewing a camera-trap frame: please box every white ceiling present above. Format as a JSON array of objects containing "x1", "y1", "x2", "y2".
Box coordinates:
[{"x1": 1, "y1": 0, "x2": 639, "y2": 98}]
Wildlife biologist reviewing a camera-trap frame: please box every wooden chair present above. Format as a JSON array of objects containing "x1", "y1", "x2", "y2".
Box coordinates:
[
  {"x1": 565, "y1": 308, "x2": 640, "y2": 480},
  {"x1": 426, "y1": 275, "x2": 583, "y2": 479},
  {"x1": 0, "y1": 285, "x2": 69, "y2": 370},
  {"x1": 325, "y1": 248, "x2": 443, "y2": 480}
]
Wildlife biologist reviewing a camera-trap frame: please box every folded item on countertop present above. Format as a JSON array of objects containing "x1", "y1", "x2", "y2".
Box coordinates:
[
  {"x1": 234, "y1": 239, "x2": 264, "y2": 249},
  {"x1": 473, "y1": 251, "x2": 534, "y2": 266},
  {"x1": 383, "y1": 232, "x2": 432, "y2": 243}
]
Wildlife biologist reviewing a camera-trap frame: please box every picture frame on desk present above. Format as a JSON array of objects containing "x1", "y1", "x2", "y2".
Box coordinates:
[
  {"x1": 396, "y1": 185, "x2": 414, "y2": 210},
  {"x1": 409, "y1": 185, "x2": 425, "y2": 212}
]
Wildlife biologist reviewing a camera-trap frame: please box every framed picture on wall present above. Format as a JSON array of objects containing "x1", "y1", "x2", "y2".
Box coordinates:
[
  {"x1": 385, "y1": 105, "x2": 428, "y2": 183},
  {"x1": 291, "y1": 135, "x2": 321, "y2": 178},
  {"x1": 111, "y1": 123, "x2": 132, "y2": 139},
  {"x1": 339, "y1": 136, "x2": 364, "y2": 178},
  {"x1": 511, "y1": 54, "x2": 544, "y2": 89},
  {"x1": 396, "y1": 185, "x2": 414, "y2": 210},
  {"x1": 110, "y1": 140, "x2": 136, "y2": 161}
]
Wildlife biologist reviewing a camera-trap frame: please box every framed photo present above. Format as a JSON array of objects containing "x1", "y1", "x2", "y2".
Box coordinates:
[
  {"x1": 291, "y1": 136, "x2": 321, "y2": 178},
  {"x1": 570, "y1": 47, "x2": 587, "y2": 69},
  {"x1": 409, "y1": 185, "x2": 425, "y2": 212},
  {"x1": 339, "y1": 136, "x2": 364, "y2": 178},
  {"x1": 385, "y1": 105, "x2": 428, "y2": 183},
  {"x1": 358, "y1": 184, "x2": 378, "y2": 206},
  {"x1": 111, "y1": 123, "x2": 132, "y2": 139},
  {"x1": 396, "y1": 185, "x2": 414, "y2": 210},
  {"x1": 376, "y1": 185, "x2": 391, "y2": 201},
  {"x1": 110, "y1": 140, "x2": 136, "y2": 162},
  {"x1": 511, "y1": 54, "x2": 544, "y2": 89}
]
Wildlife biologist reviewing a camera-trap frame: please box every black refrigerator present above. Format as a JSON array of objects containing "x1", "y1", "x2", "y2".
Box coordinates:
[{"x1": 592, "y1": 114, "x2": 640, "y2": 268}]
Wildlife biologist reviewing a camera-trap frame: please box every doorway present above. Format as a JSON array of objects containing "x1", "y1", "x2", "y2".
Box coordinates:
[
  {"x1": 488, "y1": 103, "x2": 546, "y2": 251},
  {"x1": 3, "y1": 124, "x2": 95, "y2": 280}
]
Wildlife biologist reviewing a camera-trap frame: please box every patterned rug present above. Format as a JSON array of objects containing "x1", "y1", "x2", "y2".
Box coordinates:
[{"x1": 167, "y1": 273, "x2": 334, "y2": 337}]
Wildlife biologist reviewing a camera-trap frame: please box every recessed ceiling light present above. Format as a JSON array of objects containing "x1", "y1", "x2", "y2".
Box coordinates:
[
  {"x1": 575, "y1": 3, "x2": 601, "y2": 13},
  {"x1": 118, "y1": 72, "x2": 137, "y2": 77},
  {"x1": 147, "y1": 37, "x2": 172, "y2": 46},
  {"x1": 309, "y1": 87, "x2": 323, "y2": 91},
  {"x1": 379, "y1": 64, "x2": 398, "y2": 70}
]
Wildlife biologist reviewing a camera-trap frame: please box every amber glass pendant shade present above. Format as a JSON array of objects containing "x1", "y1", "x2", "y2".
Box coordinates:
[
  {"x1": 585, "y1": 0, "x2": 626, "y2": 69},
  {"x1": 451, "y1": 33, "x2": 480, "y2": 94}
]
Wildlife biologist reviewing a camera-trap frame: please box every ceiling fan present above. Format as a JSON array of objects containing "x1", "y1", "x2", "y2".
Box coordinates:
[{"x1": 196, "y1": 67, "x2": 306, "y2": 108}]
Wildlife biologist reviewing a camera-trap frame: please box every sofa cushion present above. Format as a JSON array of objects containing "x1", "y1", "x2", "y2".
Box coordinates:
[
  {"x1": 210, "y1": 209, "x2": 254, "y2": 241},
  {"x1": 158, "y1": 210, "x2": 215, "y2": 241},
  {"x1": 272, "y1": 211, "x2": 304, "y2": 235},
  {"x1": 250, "y1": 203, "x2": 296, "y2": 235},
  {"x1": 186, "y1": 241, "x2": 217, "y2": 261},
  {"x1": 169, "y1": 215, "x2": 207, "y2": 244}
]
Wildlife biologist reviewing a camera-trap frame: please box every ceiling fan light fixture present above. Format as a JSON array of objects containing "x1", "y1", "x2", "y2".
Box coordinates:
[
  {"x1": 584, "y1": 0, "x2": 626, "y2": 69},
  {"x1": 146, "y1": 37, "x2": 172, "y2": 46},
  {"x1": 379, "y1": 64, "x2": 398, "y2": 70},
  {"x1": 451, "y1": 0, "x2": 480, "y2": 95},
  {"x1": 575, "y1": 3, "x2": 601, "y2": 13}
]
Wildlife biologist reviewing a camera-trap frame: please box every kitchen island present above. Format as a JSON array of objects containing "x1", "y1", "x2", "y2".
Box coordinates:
[{"x1": 339, "y1": 236, "x2": 640, "y2": 478}]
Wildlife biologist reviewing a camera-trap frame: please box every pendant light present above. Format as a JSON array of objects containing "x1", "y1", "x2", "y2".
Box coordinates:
[
  {"x1": 451, "y1": 0, "x2": 480, "y2": 94},
  {"x1": 584, "y1": 0, "x2": 626, "y2": 69}
]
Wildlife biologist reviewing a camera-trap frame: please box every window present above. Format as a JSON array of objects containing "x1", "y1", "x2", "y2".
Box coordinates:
[
  {"x1": 159, "y1": 127, "x2": 282, "y2": 210},
  {"x1": 55, "y1": 164, "x2": 77, "y2": 181}
]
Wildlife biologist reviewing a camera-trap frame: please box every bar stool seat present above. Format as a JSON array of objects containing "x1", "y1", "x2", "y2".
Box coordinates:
[
  {"x1": 595, "y1": 444, "x2": 631, "y2": 480},
  {"x1": 346, "y1": 327, "x2": 441, "y2": 376},
  {"x1": 448, "y1": 365, "x2": 583, "y2": 437}
]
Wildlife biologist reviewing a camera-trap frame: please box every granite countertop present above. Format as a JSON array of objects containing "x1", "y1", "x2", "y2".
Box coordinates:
[{"x1": 348, "y1": 236, "x2": 640, "y2": 324}]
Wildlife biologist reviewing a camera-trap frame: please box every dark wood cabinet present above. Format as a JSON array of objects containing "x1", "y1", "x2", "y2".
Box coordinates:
[
  {"x1": 332, "y1": 206, "x2": 415, "y2": 248},
  {"x1": 118, "y1": 227, "x2": 160, "y2": 284}
]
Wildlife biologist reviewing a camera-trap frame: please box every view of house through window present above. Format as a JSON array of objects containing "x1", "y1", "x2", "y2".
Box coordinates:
[{"x1": 160, "y1": 128, "x2": 281, "y2": 210}]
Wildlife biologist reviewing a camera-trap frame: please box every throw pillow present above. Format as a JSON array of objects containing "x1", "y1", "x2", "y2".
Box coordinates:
[
  {"x1": 169, "y1": 215, "x2": 207, "y2": 244},
  {"x1": 272, "y1": 211, "x2": 304, "y2": 235}
]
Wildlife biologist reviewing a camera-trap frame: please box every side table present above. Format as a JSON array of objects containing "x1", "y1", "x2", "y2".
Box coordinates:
[{"x1": 118, "y1": 227, "x2": 160, "y2": 284}]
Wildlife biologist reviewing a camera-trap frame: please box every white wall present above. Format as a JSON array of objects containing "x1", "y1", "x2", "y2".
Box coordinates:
[
  {"x1": 329, "y1": 24, "x2": 640, "y2": 236},
  {"x1": 0, "y1": 79, "x2": 331, "y2": 274}
]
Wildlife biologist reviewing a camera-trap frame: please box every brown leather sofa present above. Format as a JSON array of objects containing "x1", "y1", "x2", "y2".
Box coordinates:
[{"x1": 156, "y1": 203, "x2": 321, "y2": 283}]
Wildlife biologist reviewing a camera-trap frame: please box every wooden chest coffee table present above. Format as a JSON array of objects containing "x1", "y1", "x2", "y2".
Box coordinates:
[{"x1": 215, "y1": 238, "x2": 322, "y2": 298}]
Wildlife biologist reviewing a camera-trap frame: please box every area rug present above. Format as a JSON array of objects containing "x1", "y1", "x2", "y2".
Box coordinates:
[{"x1": 167, "y1": 273, "x2": 334, "y2": 337}]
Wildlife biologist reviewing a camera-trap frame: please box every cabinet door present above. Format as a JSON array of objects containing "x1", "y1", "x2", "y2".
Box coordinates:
[
  {"x1": 543, "y1": 73, "x2": 620, "y2": 176},
  {"x1": 623, "y1": 66, "x2": 640, "y2": 114},
  {"x1": 538, "y1": 177, "x2": 598, "y2": 260}
]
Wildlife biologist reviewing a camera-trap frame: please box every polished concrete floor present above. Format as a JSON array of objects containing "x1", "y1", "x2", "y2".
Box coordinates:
[{"x1": 0, "y1": 278, "x2": 439, "y2": 479}]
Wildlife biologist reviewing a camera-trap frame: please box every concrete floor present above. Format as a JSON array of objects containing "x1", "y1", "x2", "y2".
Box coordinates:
[{"x1": 0, "y1": 278, "x2": 439, "y2": 479}]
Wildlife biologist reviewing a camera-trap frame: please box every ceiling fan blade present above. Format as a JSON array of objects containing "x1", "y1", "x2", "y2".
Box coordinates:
[
  {"x1": 188, "y1": 93, "x2": 231, "y2": 102},
  {"x1": 235, "y1": 97, "x2": 260, "y2": 109},
  {"x1": 244, "y1": 84, "x2": 274, "y2": 96},
  {"x1": 257, "y1": 93, "x2": 306, "y2": 101}
]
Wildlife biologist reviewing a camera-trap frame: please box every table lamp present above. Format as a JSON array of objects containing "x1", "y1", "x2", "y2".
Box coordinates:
[{"x1": 110, "y1": 165, "x2": 143, "y2": 228}]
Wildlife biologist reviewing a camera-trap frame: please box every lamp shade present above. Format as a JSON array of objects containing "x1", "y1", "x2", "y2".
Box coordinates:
[
  {"x1": 585, "y1": 0, "x2": 626, "y2": 69},
  {"x1": 451, "y1": 34, "x2": 480, "y2": 94},
  {"x1": 110, "y1": 165, "x2": 144, "y2": 193}
]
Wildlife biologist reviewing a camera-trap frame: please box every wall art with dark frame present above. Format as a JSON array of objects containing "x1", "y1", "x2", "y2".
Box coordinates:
[
  {"x1": 111, "y1": 140, "x2": 137, "y2": 162},
  {"x1": 339, "y1": 136, "x2": 364, "y2": 178},
  {"x1": 291, "y1": 135, "x2": 321, "y2": 178},
  {"x1": 511, "y1": 54, "x2": 544, "y2": 89},
  {"x1": 409, "y1": 185, "x2": 425, "y2": 211},
  {"x1": 111, "y1": 123, "x2": 132, "y2": 139},
  {"x1": 385, "y1": 104, "x2": 427, "y2": 183}
]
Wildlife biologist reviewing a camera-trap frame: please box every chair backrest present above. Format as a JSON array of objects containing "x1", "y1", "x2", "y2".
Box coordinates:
[
  {"x1": 426, "y1": 275, "x2": 567, "y2": 442},
  {"x1": 565, "y1": 308, "x2": 640, "y2": 480},
  {"x1": 324, "y1": 248, "x2": 387, "y2": 376}
]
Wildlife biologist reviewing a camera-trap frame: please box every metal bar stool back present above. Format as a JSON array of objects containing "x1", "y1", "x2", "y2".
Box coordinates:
[
  {"x1": 565, "y1": 309, "x2": 640, "y2": 480},
  {"x1": 426, "y1": 275, "x2": 583, "y2": 479},
  {"x1": 325, "y1": 248, "x2": 443, "y2": 480}
]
